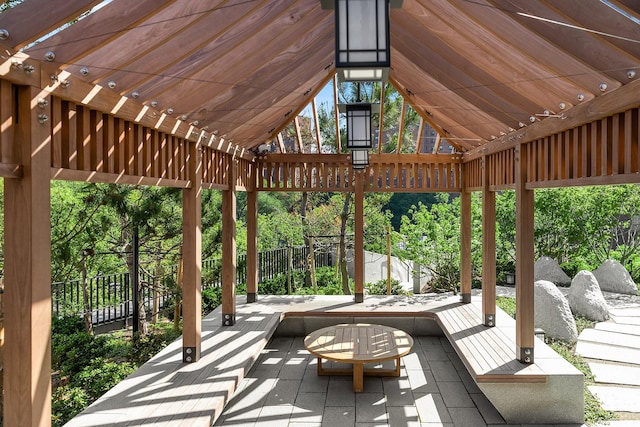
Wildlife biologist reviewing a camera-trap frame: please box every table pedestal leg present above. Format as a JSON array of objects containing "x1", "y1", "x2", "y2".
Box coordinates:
[{"x1": 353, "y1": 363, "x2": 364, "y2": 392}]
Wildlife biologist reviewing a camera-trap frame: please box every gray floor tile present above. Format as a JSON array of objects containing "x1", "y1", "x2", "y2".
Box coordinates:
[
  {"x1": 299, "y1": 369, "x2": 330, "y2": 393},
  {"x1": 448, "y1": 407, "x2": 488, "y2": 427},
  {"x1": 325, "y1": 378, "x2": 356, "y2": 407},
  {"x1": 470, "y1": 393, "x2": 505, "y2": 424},
  {"x1": 414, "y1": 393, "x2": 452, "y2": 424},
  {"x1": 264, "y1": 379, "x2": 301, "y2": 406},
  {"x1": 383, "y1": 376, "x2": 415, "y2": 406},
  {"x1": 407, "y1": 368, "x2": 439, "y2": 394},
  {"x1": 437, "y1": 381, "x2": 476, "y2": 408},
  {"x1": 292, "y1": 392, "x2": 327, "y2": 423},
  {"x1": 355, "y1": 392, "x2": 387, "y2": 423},
  {"x1": 427, "y1": 361, "x2": 461, "y2": 382},
  {"x1": 387, "y1": 405, "x2": 421, "y2": 426},
  {"x1": 322, "y1": 406, "x2": 356, "y2": 427}
]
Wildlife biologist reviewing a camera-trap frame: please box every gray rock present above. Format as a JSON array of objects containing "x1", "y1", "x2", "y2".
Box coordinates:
[
  {"x1": 592, "y1": 260, "x2": 638, "y2": 295},
  {"x1": 534, "y1": 257, "x2": 571, "y2": 286},
  {"x1": 535, "y1": 280, "x2": 578, "y2": 343},
  {"x1": 567, "y1": 270, "x2": 609, "y2": 322}
]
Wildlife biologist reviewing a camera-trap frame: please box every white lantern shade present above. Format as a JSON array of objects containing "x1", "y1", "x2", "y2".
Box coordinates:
[
  {"x1": 346, "y1": 103, "x2": 372, "y2": 149},
  {"x1": 351, "y1": 149, "x2": 369, "y2": 169},
  {"x1": 336, "y1": 0, "x2": 390, "y2": 69}
]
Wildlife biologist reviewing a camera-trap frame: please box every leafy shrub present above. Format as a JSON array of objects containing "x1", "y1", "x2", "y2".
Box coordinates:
[
  {"x1": 128, "y1": 328, "x2": 179, "y2": 365},
  {"x1": 76, "y1": 359, "x2": 136, "y2": 400},
  {"x1": 365, "y1": 278, "x2": 409, "y2": 296},
  {"x1": 52, "y1": 386, "x2": 89, "y2": 427},
  {"x1": 52, "y1": 332, "x2": 117, "y2": 378},
  {"x1": 560, "y1": 258, "x2": 594, "y2": 280},
  {"x1": 202, "y1": 286, "x2": 222, "y2": 314},
  {"x1": 52, "y1": 315, "x2": 86, "y2": 336}
]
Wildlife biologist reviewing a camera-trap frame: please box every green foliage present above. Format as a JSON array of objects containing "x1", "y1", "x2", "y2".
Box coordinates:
[
  {"x1": 385, "y1": 193, "x2": 437, "y2": 230},
  {"x1": 365, "y1": 278, "x2": 409, "y2": 296},
  {"x1": 128, "y1": 328, "x2": 179, "y2": 365},
  {"x1": 202, "y1": 286, "x2": 223, "y2": 314},
  {"x1": 496, "y1": 296, "x2": 516, "y2": 318},
  {"x1": 76, "y1": 359, "x2": 136, "y2": 401},
  {"x1": 52, "y1": 315, "x2": 85, "y2": 336},
  {"x1": 52, "y1": 386, "x2": 89, "y2": 427}
]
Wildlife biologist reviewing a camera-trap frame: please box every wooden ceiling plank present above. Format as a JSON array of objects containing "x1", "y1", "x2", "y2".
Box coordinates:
[
  {"x1": 157, "y1": 4, "x2": 331, "y2": 119},
  {"x1": 59, "y1": 0, "x2": 234, "y2": 86},
  {"x1": 0, "y1": 0, "x2": 102, "y2": 50},
  {"x1": 407, "y1": 0, "x2": 590, "y2": 110},
  {"x1": 391, "y1": 51, "x2": 501, "y2": 143},
  {"x1": 392, "y1": 21, "x2": 533, "y2": 127},
  {"x1": 187, "y1": 27, "x2": 334, "y2": 139},
  {"x1": 229, "y1": 70, "x2": 335, "y2": 149},
  {"x1": 85, "y1": 0, "x2": 272, "y2": 93},
  {"x1": 451, "y1": 0, "x2": 621, "y2": 93},
  {"x1": 489, "y1": 0, "x2": 639, "y2": 82},
  {"x1": 24, "y1": 0, "x2": 176, "y2": 69},
  {"x1": 134, "y1": 0, "x2": 321, "y2": 104}
]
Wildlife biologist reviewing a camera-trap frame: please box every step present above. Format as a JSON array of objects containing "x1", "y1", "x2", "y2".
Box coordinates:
[
  {"x1": 610, "y1": 315, "x2": 640, "y2": 326},
  {"x1": 594, "y1": 322, "x2": 640, "y2": 337},
  {"x1": 589, "y1": 362, "x2": 640, "y2": 386},
  {"x1": 575, "y1": 341, "x2": 640, "y2": 365},
  {"x1": 578, "y1": 329, "x2": 640, "y2": 349},
  {"x1": 588, "y1": 385, "x2": 640, "y2": 413},
  {"x1": 609, "y1": 307, "x2": 640, "y2": 318}
]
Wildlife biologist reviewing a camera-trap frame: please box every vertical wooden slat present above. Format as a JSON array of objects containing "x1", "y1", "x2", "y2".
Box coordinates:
[
  {"x1": 77, "y1": 106, "x2": 91, "y2": 171},
  {"x1": 50, "y1": 96, "x2": 62, "y2": 168},
  {"x1": 134, "y1": 124, "x2": 143, "y2": 176},
  {"x1": 246, "y1": 186, "x2": 258, "y2": 302},
  {"x1": 602, "y1": 117, "x2": 610, "y2": 176},
  {"x1": 61, "y1": 101, "x2": 76, "y2": 170},
  {"x1": 611, "y1": 114, "x2": 620, "y2": 175},
  {"x1": 624, "y1": 110, "x2": 633, "y2": 174},
  {"x1": 91, "y1": 110, "x2": 104, "y2": 172},
  {"x1": 144, "y1": 128, "x2": 152, "y2": 177}
]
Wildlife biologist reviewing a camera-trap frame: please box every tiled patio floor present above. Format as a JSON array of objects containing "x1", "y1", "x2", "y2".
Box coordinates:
[{"x1": 215, "y1": 334, "x2": 588, "y2": 427}]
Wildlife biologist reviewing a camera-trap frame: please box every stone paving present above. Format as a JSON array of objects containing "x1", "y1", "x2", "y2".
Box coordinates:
[{"x1": 213, "y1": 287, "x2": 640, "y2": 427}]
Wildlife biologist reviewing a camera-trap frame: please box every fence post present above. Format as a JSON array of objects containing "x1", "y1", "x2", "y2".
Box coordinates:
[{"x1": 132, "y1": 227, "x2": 139, "y2": 334}]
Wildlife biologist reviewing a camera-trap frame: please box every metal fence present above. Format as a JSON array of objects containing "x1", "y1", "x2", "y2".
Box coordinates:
[{"x1": 52, "y1": 245, "x2": 335, "y2": 327}]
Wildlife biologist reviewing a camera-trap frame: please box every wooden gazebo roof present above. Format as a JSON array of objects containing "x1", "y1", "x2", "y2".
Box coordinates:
[{"x1": 2, "y1": 0, "x2": 638, "y2": 156}]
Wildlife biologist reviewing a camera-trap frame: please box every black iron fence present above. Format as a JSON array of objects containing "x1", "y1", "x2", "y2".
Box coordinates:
[{"x1": 52, "y1": 245, "x2": 335, "y2": 327}]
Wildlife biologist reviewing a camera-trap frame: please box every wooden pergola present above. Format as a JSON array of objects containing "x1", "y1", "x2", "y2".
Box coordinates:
[{"x1": 0, "y1": 0, "x2": 639, "y2": 425}]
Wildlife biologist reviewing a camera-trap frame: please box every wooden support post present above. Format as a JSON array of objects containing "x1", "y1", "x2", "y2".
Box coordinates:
[
  {"x1": 515, "y1": 143, "x2": 535, "y2": 363},
  {"x1": 482, "y1": 156, "x2": 497, "y2": 326},
  {"x1": 354, "y1": 170, "x2": 364, "y2": 302},
  {"x1": 460, "y1": 188, "x2": 472, "y2": 303},
  {"x1": 182, "y1": 141, "x2": 202, "y2": 363},
  {"x1": 246, "y1": 187, "x2": 258, "y2": 303},
  {"x1": 4, "y1": 85, "x2": 52, "y2": 426},
  {"x1": 222, "y1": 159, "x2": 237, "y2": 324}
]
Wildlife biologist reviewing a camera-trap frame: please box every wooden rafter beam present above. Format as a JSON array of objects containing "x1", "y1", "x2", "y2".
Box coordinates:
[
  {"x1": 294, "y1": 116, "x2": 304, "y2": 154},
  {"x1": 312, "y1": 98, "x2": 322, "y2": 153},
  {"x1": 377, "y1": 82, "x2": 386, "y2": 154},
  {"x1": 415, "y1": 118, "x2": 425, "y2": 154},
  {"x1": 396, "y1": 98, "x2": 407, "y2": 153},
  {"x1": 333, "y1": 75, "x2": 342, "y2": 153},
  {"x1": 463, "y1": 79, "x2": 640, "y2": 162}
]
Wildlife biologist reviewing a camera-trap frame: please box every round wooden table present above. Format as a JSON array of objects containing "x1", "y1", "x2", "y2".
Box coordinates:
[{"x1": 304, "y1": 323, "x2": 414, "y2": 392}]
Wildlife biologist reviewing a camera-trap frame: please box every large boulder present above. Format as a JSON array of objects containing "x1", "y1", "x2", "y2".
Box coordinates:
[
  {"x1": 534, "y1": 257, "x2": 571, "y2": 286},
  {"x1": 567, "y1": 270, "x2": 609, "y2": 322},
  {"x1": 535, "y1": 280, "x2": 578, "y2": 343},
  {"x1": 592, "y1": 260, "x2": 638, "y2": 295}
]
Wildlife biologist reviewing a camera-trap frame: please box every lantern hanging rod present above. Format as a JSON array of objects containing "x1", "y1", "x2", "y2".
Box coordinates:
[{"x1": 321, "y1": 0, "x2": 403, "y2": 9}]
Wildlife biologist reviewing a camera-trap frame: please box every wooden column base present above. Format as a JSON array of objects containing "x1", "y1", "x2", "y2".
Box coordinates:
[
  {"x1": 518, "y1": 346, "x2": 534, "y2": 364},
  {"x1": 222, "y1": 313, "x2": 236, "y2": 326},
  {"x1": 183, "y1": 346, "x2": 199, "y2": 363},
  {"x1": 484, "y1": 313, "x2": 496, "y2": 327}
]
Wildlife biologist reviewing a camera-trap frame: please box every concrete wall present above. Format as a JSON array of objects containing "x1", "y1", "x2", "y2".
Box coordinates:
[{"x1": 346, "y1": 249, "x2": 431, "y2": 293}]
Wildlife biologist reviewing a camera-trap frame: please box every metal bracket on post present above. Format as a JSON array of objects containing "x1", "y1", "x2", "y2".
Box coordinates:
[
  {"x1": 519, "y1": 347, "x2": 534, "y2": 364},
  {"x1": 222, "y1": 313, "x2": 236, "y2": 326},
  {"x1": 460, "y1": 293, "x2": 471, "y2": 304},
  {"x1": 246, "y1": 293, "x2": 257, "y2": 303},
  {"x1": 354, "y1": 293, "x2": 363, "y2": 303},
  {"x1": 484, "y1": 314, "x2": 495, "y2": 327},
  {"x1": 183, "y1": 347, "x2": 196, "y2": 363}
]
